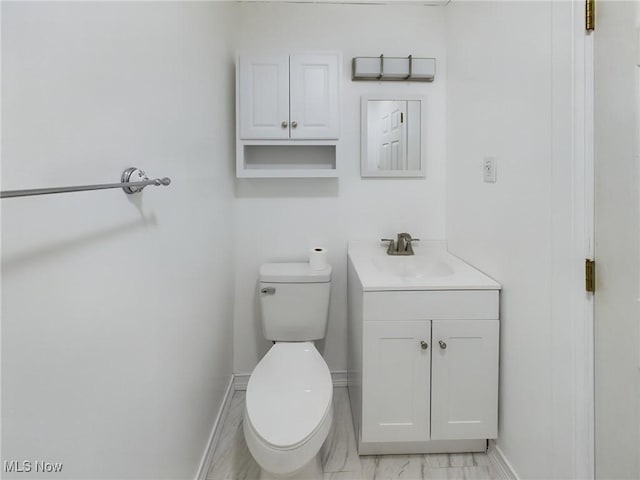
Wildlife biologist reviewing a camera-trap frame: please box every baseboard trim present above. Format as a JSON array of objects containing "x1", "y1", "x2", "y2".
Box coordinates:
[
  {"x1": 488, "y1": 440, "x2": 519, "y2": 480},
  {"x1": 233, "y1": 373, "x2": 250, "y2": 391},
  {"x1": 195, "y1": 375, "x2": 235, "y2": 480},
  {"x1": 359, "y1": 438, "x2": 486, "y2": 455},
  {"x1": 331, "y1": 370, "x2": 348, "y2": 387},
  {"x1": 234, "y1": 370, "x2": 348, "y2": 391}
]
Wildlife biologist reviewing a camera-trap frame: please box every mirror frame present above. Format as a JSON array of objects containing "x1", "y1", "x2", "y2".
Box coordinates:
[{"x1": 360, "y1": 94, "x2": 427, "y2": 178}]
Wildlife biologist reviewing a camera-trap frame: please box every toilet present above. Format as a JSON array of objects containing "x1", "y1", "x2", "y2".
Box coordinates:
[{"x1": 244, "y1": 262, "x2": 334, "y2": 479}]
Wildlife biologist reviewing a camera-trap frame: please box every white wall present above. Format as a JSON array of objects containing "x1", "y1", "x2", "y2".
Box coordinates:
[
  {"x1": 1, "y1": 3, "x2": 235, "y2": 479},
  {"x1": 231, "y1": 3, "x2": 448, "y2": 375},
  {"x1": 446, "y1": 2, "x2": 581, "y2": 478}
]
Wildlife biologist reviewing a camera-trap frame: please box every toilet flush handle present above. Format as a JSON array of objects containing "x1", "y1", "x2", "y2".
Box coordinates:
[{"x1": 260, "y1": 287, "x2": 276, "y2": 295}]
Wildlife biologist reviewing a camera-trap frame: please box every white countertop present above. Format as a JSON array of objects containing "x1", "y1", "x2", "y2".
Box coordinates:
[{"x1": 348, "y1": 241, "x2": 501, "y2": 291}]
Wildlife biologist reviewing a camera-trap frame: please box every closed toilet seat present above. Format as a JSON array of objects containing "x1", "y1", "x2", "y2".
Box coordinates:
[{"x1": 244, "y1": 342, "x2": 333, "y2": 475}]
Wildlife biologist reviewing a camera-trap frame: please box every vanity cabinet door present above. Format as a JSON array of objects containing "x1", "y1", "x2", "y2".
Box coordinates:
[
  {"x1": 238, "y1": 55, "x2": 290, "y2": 140},
  {"x1": 431, "y1": 319, "x2": 499, "y2": 440},
  {"x1": 289, "y1": 54, "x2": 340, "y2": 139},
  {"x1": 362, "y1": 320, "x2": 431, "y2": 443}
]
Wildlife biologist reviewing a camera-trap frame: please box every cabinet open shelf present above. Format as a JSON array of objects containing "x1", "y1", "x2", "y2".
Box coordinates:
[{"x1": 237, "y1": 143, "x2": 338, "y2": 178}]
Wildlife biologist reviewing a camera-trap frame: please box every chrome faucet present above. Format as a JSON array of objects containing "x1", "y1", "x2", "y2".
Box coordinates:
[{"x1": 381, "y1": 233, "x2": 420, "y2": 256}]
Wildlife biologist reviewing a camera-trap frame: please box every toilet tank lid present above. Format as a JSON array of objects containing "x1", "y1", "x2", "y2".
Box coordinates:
[{"x1": 260, "y1": 262, "x2": 332, "y2": 283}]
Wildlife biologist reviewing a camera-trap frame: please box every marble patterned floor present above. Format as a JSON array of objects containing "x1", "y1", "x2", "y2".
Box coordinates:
[{"x1": 207, "y1": 388, "x2": 499, "y2": 480}]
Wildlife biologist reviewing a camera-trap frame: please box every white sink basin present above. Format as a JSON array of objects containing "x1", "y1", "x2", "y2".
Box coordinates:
[
  {"x1": 371, "y1": 256, "x2": 455, "y2": 279},
  {"x1": 348, "y1": 241, "x2": 501, "y2": 291}
]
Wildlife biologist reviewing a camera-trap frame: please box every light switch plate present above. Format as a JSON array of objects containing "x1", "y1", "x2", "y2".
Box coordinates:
[{"x1": 483, "y1": 157, "x2": 497, "y2": 183}]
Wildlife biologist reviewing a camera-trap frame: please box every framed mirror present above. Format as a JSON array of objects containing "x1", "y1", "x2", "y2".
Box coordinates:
[{"x1": 360, "y1": 95, "x2": 426, "y2": 177}]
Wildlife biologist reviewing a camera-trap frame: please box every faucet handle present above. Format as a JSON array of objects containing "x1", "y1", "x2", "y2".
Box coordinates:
[
  {"x1": 381, "y1": 238, "x2": 396, "y2": 254},
  {"x1": 404, "y1": 237, "x2": 420, "y2": 254}
]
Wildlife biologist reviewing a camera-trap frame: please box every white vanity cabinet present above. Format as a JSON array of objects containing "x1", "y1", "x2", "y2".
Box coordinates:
[
  {"x1": 347, "y1": 249, "x2": 501, "y2": 455},
  {"x1": 236, "y1": 53, "x2": 340, "y2": 178}
]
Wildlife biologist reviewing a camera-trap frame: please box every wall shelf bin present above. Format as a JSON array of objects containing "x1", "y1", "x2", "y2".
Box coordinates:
[{"x1": 238, "y1": 143, "x2": 338, "y2": 178}]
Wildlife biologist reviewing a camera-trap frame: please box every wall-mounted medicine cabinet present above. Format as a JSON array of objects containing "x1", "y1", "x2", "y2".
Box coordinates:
[{"x1": 236, "y1": 52, "x2": 341, "y2": 178}]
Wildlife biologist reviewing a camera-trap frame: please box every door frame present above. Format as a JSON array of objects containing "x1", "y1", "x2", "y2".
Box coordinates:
[{"x1": 570, "y1": 1, "x2": 595, "y2": 478}]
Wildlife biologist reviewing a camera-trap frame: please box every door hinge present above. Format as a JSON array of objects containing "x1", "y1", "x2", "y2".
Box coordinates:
[
  {"x1": 586, "y1": 0, "x2": 595, "y2": 31},
  {"x1": 585, "y1": 259, "x2": 595, "y2": 293}
]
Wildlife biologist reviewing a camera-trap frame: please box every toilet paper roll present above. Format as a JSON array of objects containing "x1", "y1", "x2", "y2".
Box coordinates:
[{"x1": 309, "y1": 247, "x2": 328, "y2": 271}]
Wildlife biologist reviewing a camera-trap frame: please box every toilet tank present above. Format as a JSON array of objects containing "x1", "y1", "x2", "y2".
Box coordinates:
[{"x1": 259, "y1": 262, "x2": 332, "y2": 341}]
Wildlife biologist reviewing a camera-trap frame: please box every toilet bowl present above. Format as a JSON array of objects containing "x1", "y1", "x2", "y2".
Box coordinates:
[{"x1": 244, "y1": 341, "x2": 333, "y2": 478}]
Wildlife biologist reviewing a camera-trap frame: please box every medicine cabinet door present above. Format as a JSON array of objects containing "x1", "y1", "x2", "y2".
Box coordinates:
[{"x1": 238, "y1": 55, "x2": 290, "y2": 140}]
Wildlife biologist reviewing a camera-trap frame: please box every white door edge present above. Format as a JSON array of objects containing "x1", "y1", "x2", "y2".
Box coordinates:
[{"x1": 573, "y1": 0, "x2": 595, "y2": 477}]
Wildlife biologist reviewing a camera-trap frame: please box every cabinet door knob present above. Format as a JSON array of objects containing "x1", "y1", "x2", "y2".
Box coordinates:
[
  {"x1": 420, "y1": 340, "x2": 428, "y2": 350},
  {"x1": 281, "y1": 121, "x2": 288, "y2": 128},
  {"x1": 439, "y1": 340, "x2": 447, "y2": 350},
  {"x1": 291, "y1": 121, "x2": 298, "y2": 129}
]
